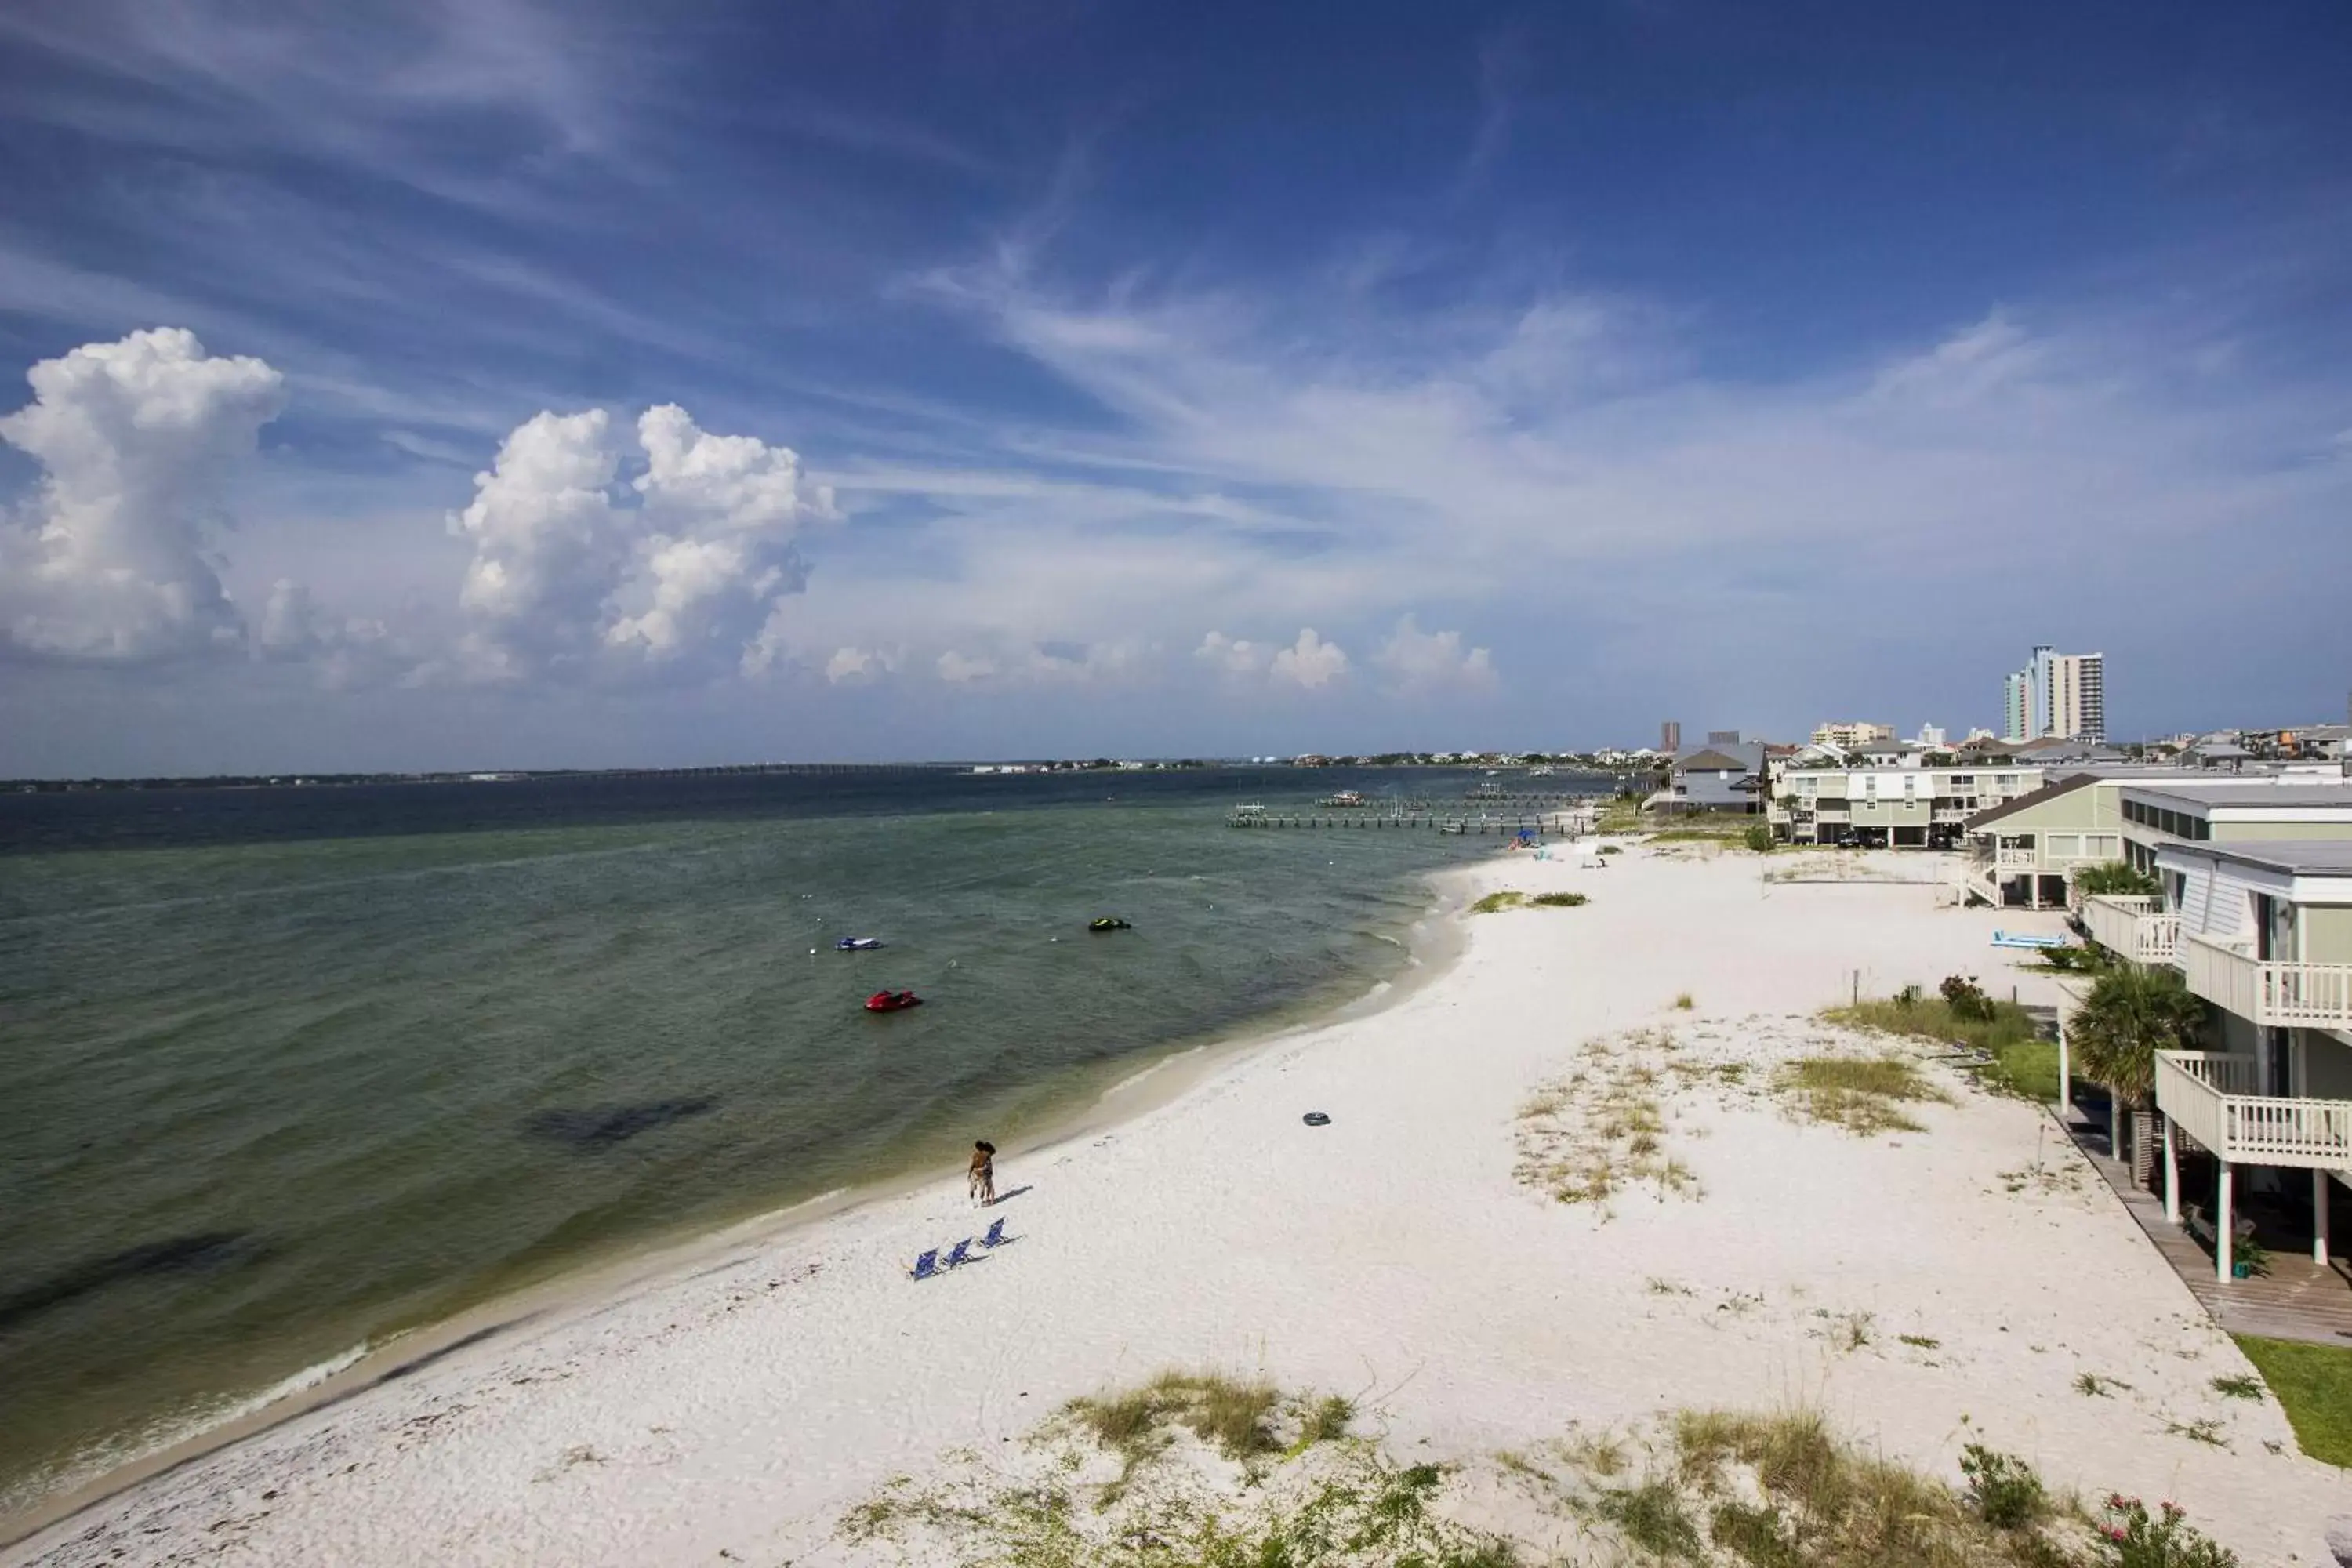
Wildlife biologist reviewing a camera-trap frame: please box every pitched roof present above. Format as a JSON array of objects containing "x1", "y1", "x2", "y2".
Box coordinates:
[
  {"x1": 1962, "y1": 772, "x2": 2095, "y2": 832},
  {"x1": 1672, "y1": 747, "x2": 1753, "y2": 772}
]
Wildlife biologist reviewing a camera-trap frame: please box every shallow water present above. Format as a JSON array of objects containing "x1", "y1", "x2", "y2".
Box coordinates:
[{"x1": 0, "y1": 766, "x2": 1596, "y2": 1511}]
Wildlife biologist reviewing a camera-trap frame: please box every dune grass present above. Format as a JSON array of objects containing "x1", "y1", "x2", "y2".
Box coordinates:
[
  {"x1": 1069, "y1": 1370, "x2": 1283, "y2": 1472},
  {"x1": 1824, "y1": 993, "x2": 2053, "y2": 1101},
  {"x1": 2232, "y1": 1335, "x2": 2352, "y2": 1467},
  {"x1": 1653, "y1": 1410, "x2": 2087, "y2": 1567},
  {"x1": 1473, "y1": 889, "x2": 1589, "y2": 913},
  {"x1": 1778, "y1": 1054, "x2": 1948, "y2": 1135},
  {"x1": 1516, "y1": 1030, "x2": 1700, "y2": 1214},
  {"x1": 845, "y1": 1373, "x2": 1515, "y2": 1566},
  {"x1": 844, "y1": 1388, "x2": 2246, "y2": 1568}
]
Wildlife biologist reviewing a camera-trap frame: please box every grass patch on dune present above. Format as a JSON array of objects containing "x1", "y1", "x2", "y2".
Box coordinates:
[
  {"x1": 844, "y1": 1387, "x2": 2249, "y2": 1568},
  {"x1": 1777, "y1": 1054, "x2": 1947, "y2": 1135},
  {"x1": 1472, "y1": 889, "x2": 1588, "y2": 913},
  {"x1": 2233, "y1": 1335, "x2": 2352, "y2": 1468},
  {"x1": 1069, "y1": 1370, "x2": 1284, "y2": 1483},
  {"x1": 844, "y1": 1373, "x2": 1517, "y2": 1566},
  {"x1": 1824, "y1": 992, "x2": 2053, "y2": 1102},
  {"x1": 1516, "y1": 1029, "x2": 1700, "y2": 1215},
  {"x1": 1659, "y1": 1410, "x2": 2081, "y2": 1567}
]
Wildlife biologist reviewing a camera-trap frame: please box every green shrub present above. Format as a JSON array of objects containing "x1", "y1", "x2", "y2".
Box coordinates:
[
  {"x1": 1959, "y1": 1444, "x2": 2048, "y2": 1530},
  {"x1": 2092, "y1": 1497, "x2": 2238, "y2": 1567},
  {"x1": 1940, "y1": 975, "x2": 1995, "y2": 1022},
  {"x1": 1528, "y1": 891, "x2": 1588, "y2": 908},
  {"x1": 1744, "y1": 822, "x2": 1775, "y2": 852}
]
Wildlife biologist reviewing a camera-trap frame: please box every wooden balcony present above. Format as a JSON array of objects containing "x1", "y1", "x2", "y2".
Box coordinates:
[
  {"x1": 2155, "y1": 1051, "x2": 2352, "y2": 1170},
  {"x1": 2079, "y1": 895, "x2": 2180, "y2": 964},
  {"x1": 2178, "y1": 931, "x2": 2352, "y2": 1029}
]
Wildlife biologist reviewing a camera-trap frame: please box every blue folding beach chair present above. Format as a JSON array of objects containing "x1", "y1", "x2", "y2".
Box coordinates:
[
  {"x1": 942, "y1": 1238, "x2": 973, "y2": 1268},
  {"x1": 981, "y1": 1217, "x2": 1007, "y2": 1248},
  {"x1": 910, "y1": 1247, "x2": 941, "y2": 1281}
]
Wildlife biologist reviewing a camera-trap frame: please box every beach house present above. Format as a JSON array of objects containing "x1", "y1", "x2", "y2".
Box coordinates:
[
  {"x1": 1769, "y1": 760, "x2": 2044, "y2": 850},
  {"x1": 2129, "y1": 839, "x2": 2352, "y2": 1283},
  {"x1": 1659, "y1": 742, "x2": 1766, "y2": 814}
]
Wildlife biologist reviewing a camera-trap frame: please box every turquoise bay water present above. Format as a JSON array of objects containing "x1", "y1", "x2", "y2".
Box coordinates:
[{"x1": 0, "y1": 769, "x2": 1571, "y2": 1513}]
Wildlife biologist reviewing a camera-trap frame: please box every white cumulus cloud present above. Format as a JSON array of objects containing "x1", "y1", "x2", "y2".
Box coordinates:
[
  {"x1": 1194, "y1": 630, "x2": 1266, "y2": 675},
  {"x1": 0, "y1": 327, "x2": 284, "y2": 660},
  {"x1": 448, "y1": 403, "x2": 835, "y2": 682},
  {"x1": 1269, "y1": 627, "x2": 1348, "y2": 690},
  {"x1": 824, "y1": 644, "x2": 895, "y2": 683},
  {"x1": 1374, "y1": 615, "x2": 1496, "y2": 694},
  {"x1": 935, "y1": 649, "x2": 998, "y2": 684}
]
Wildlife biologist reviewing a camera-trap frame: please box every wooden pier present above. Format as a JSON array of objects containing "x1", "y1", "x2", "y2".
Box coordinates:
[{"x1": 1229, "y1": 808, "x2": 1591, "y2": 835}]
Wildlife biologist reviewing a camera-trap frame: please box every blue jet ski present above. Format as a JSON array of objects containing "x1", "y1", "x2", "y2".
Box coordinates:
[{"x1": 836, "y1": 936, "x2": 884, "y2": 951}]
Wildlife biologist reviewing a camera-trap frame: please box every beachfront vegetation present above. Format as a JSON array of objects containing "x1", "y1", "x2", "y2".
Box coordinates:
[
  {"x1": 2231, "y1": 1335, "x2": 2352, "y2": 1468},
  {"x1": 1472, "y1": 890, "x2": 1590, "y2": 913},
  {"x1": 1777, "y1": 1053, "x2": 1950, "y2": 1134},
  {"x1": 1673, "y1": 991, "x2": 1694, "y2": 1009},
  {"x1": 1744, "y1": 822, "x2": 1775, "y2": 852},
  {"x1": 2068, "y1": 967, "x2": 2205, "y2": 1111},
  {"x1": 1516, "y1": 1029, "x2": 1700, "y2": 1214},
  {"x1": 2074, "y1": 862, "x2": 2163, "y2": 899},
  {"x1": 1825, "y1": 984, "x2": 2056, "y2": 1102},
  {"x1": 840, "y1": 1384, "x2": 2245, "y2": 1567},
  {"x1": 841, "y1": 1373, "x2": 1517, "y2": 1566}
]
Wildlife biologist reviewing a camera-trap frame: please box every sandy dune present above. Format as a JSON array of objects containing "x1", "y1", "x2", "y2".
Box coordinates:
[{"x1": 10, "y1": 846, "x2": 2340, "y2": 1566}]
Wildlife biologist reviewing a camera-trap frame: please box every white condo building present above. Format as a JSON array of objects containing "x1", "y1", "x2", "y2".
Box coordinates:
[{"x1": 2002, "y1": 646, "x2": 2104, "y2": 743}]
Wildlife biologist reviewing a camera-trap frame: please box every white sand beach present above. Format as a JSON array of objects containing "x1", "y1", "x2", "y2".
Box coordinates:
[{"x1": 9, "y1": 844, "x2": 2343, "y2": 1565}]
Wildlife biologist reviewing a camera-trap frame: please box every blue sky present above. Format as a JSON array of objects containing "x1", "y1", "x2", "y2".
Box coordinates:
[{"x1": 1, "y1": 1, "x2": 2347, "y2": 772}]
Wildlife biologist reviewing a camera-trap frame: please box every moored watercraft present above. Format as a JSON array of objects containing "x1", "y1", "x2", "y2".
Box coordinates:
[
  {"x1": 864, "y1": 989, "x2": 923, "y2": 1012},
  {"x1": 836, "y1": 936, "x2": 884, "y2": 951},
  {"x1": 1088, "y1": 916, "x2": 1132, "y2": 932}
]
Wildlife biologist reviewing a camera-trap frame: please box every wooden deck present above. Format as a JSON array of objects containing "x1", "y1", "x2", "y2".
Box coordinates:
[{"x1": 2056, "y1": 1110, "x2": 2352, "y2": 1348}]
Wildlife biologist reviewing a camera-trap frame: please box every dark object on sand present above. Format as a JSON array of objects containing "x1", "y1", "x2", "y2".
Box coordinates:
[{"x1": 1301, "y1": 1112, "x2": 1331, "y2": 1127}]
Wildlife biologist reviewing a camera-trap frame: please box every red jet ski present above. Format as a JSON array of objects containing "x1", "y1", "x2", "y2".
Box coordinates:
[{"x1": 864, "y1": 989, "x2": 923, "y2": 1013}]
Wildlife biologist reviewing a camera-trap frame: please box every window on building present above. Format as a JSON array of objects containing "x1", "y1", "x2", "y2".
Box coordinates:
[{"x1": 2194, "y1": 818, "x2": 2212, "y2": 840}]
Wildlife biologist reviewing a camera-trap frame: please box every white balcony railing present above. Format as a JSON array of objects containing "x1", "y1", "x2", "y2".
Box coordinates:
[
  {"x1": 2179, "y1": 931, "x2": 2352, "y2": 1029},
  {"x1": 1994, "y1": 847, "x2": 2038, "y2": 869},
  {"x1": 2080, "y1": 895, "x2": 2180, "y2": 964},
  {"x1": 2156, "y1": 1051, "x2": 2352, "y2": 1169}
]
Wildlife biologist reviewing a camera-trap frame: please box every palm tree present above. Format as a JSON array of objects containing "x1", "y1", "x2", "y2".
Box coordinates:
[{"x1": 2067, "y1": 965, "x2": 2206, "y2": 1170}]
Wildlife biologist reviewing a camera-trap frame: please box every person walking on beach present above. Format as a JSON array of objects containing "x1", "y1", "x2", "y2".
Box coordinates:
[{"x1": 968, "y1": 1140, "x2": 996, "y2": 1206}]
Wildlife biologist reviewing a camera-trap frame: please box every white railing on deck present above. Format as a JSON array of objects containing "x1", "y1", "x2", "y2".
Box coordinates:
[
  {"x1": 2179, "y1": 932, "x2": 2352, "y2": 1029},
  {"x1": 1994, "y1": 847, "x2": 2038, "y2": 869},
  {"x1": 2157, "y1": 1051, "x2": 2352, "y2": 1169},
  {"x1": 2081, "y1": 896, "x2": 2180, "y2": 964}
]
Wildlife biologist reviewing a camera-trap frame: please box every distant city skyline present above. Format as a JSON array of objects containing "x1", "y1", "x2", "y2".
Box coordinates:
[{"x1": 1, "y1": 3, "x2": 2347, "y2": 775}]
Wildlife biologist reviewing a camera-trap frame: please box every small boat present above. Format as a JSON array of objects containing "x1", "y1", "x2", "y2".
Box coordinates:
[
  {"x1": 1088, "y1": 917, "x2": 1132, "y2": 932},
  {"x1": 835, "y1": 936, "x2": 884, "y2": 951},
  {"x1": 1318, "y1": 789, "x2": 1369, "y2": 808},
  {"x1": 864, "y1": 989, "x2": 923, "y2": 1012}
]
